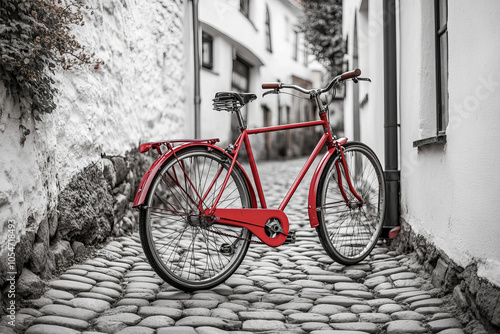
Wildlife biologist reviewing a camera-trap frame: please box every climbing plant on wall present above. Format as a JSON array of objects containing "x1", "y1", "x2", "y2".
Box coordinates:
[
  {"x1": 0, "y1": 0, "x2": 101, "y2": 138},
  {"x1": 300, "y1": 0, "x2": 344, "y2": 76}
]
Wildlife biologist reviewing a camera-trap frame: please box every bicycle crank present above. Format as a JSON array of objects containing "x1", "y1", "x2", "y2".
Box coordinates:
[{"x1": 265, "y1": 218, "x2": 284, "y2": 238}]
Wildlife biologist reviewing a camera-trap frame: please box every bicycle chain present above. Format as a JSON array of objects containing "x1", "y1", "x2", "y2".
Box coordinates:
[{"x1": 202, "y1": 226, "x2": 265, "y2": 244}]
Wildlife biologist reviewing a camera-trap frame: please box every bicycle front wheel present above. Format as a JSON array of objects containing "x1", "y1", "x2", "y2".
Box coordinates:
[
  {"x1": 316, "y1": 142, "x2": 386, "y2": 265},
  {"x1": 139, "y1": 146, "x2": 253, "y2": 291}
]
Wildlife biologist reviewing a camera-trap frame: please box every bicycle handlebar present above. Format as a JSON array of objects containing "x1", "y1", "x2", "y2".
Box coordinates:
[
  {"x1": 340, "y1": 68, "x2": 361, "y2": 81},
  {"x1": 262, "y1": 68, "x2": 364, "y2": 97},
  {"x1": 262, "y1": 83, "x2": 280, "y2": 89}
]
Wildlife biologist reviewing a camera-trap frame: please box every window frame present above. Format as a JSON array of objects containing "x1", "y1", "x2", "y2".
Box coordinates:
[
  {"x1": 265, "y1": 5, "x2": 273, "y2": 53},
  {"x1": 435, "y1": 0, "x2": 448, "y2": 135},
  {"x1": 201, "y1": 31, "x2": 214, "y2": 70},
  {"x1": 293, "y1": 30, "x2": 299, "y2": 61}
]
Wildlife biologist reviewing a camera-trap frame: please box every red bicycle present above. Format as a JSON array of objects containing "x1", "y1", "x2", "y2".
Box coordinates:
[{"x1": 133, "y1": 69, "x2": 386, "y2": 291}]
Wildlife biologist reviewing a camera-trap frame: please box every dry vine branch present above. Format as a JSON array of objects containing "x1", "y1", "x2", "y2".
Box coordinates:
[{"x1": 0, "y1": 0, "x2": 102, "y2": 138}]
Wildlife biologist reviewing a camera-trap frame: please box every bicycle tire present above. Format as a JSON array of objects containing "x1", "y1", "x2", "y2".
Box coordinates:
[
  {"x1": 139, "y1": 146, "x2": 252, "y2": 291},
  {"x1": 316, "y1": 141, "x2": 386, "y2": 265}
]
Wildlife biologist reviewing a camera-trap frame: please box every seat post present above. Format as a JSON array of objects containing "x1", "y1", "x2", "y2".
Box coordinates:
[{"x1": 235, "y1": 107, "x2": 247, "y2": 130}]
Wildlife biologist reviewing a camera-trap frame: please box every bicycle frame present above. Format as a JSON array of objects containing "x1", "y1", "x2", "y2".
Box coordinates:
[
  {"x1": 212, "y1": 120, "x2": 330, "y2": 214},
  {"x1": 202, "y1": 107, "x2": 363, "y2": 246}
]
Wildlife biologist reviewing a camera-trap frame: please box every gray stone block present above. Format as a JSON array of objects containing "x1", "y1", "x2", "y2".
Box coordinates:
[
  {"x1": 476, "y1": 282, "x2": 500, "y2": 323},
  {"x1": 29, "y1": 241, "x2": 48, "y2": 274},
  {"x1": 16, "y1": 229, "x2": 35, "y2": 271},
  {"x1": 102, "y1": 158, "x2": 116, "y2": 188},
  {"x1": 431, "y1": 257, "x2": 448, "y2": 288},
  {"x1": 17, "y1": 267, "x2": 45, "y2": 299},
  {"x1": 48, "y1": 210, "x2": 58, "y2": 239},
  {"x1": 453, "y1": 285, "x2": 469, "y2": 310},
  {"x1": 71, "y1": 241, "x2": 86, "y2": 258},
  {"x1": 50, "y1": 240, "x2": 74, "y2": 267},
  {"x1": 112, "y1": 156, "x2": 128, "y2": 185},
  {"x1": 57, "y1": 164, "x2": 113, "y2": 245}
]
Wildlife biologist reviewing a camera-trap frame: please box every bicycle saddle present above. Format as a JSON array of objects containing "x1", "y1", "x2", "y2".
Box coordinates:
[{"x1": 213, "y1": 91, "x2": 257, "y2": 106}]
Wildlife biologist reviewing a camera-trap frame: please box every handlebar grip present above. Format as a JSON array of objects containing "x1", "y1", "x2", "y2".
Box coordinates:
[
  {"x1": 262, "y1": 82, "x2": 281, "y2": 89},
  {"x1": 340, "y1": 68, "x2": 362, "y2": 81}
]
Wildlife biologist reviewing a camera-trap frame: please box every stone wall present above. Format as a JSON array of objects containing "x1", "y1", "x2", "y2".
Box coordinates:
[
  {"x1": 0, "y1": 0, "x2": 186, "y2": 314},
  {"x1": 8, "y1": 150, "x2": 154, "y2": 303},
  {"x1": 391, "y1": 219, "x2": 500, "y2": 333}
]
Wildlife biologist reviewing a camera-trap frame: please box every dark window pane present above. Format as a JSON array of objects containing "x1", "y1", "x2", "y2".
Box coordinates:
[
  {"x1": 435, "y1": 0, "x2": 448, "y2": 134},
  {"x1": 232, "y1": 56, "x2": 251, "y2": 92},
  {"x1": 265, "y1": 6, "x2": 272, "y2": 52},
  {"x1": 293, "y1": 31, "x2": 298, "y2": 60},
  {"x1": 202, "y1": 32, "x2": 213, "y2": 69},
  {"x1": 439, "y1": 31, "x2": 449, "y2": 131},
  {"x1": 240, "y1": 0, "x2": 249, "y2": 18}
]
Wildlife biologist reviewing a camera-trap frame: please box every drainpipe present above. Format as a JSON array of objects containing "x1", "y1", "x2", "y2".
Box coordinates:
[
  {"x1": 382, "y1": 0, "x2": 400, "y2": 234},
  {"x1": 191, "y1": 0, "x2": 201, "y2": 139}
]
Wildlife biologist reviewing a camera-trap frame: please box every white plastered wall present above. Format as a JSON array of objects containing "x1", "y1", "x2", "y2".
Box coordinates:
[
  {"x1": 344, "y1": 0, "x2": 500, "y2": 286},
  {"x1": 342, "y1": 0, "x2": 386, "y2": 164},
  {"x1": 0, "y1": 0, "x2": 187, "y2": 254},
  {"x1": 399, "y1": 0, "x2": 500, "y2": 286}
]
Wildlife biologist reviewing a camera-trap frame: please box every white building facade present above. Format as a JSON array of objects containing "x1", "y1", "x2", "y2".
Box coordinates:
[
  {"x1": 186, "y1": 0, "x2": 326, "y2": 159},
  {"x1": 343, "y1": 0, "x2": 500, "y2": 329}
]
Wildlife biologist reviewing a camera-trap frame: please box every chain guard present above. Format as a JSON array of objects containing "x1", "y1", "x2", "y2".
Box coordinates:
[{"x1": 209, "y1": 208, "x2": 289, "y2": 247}]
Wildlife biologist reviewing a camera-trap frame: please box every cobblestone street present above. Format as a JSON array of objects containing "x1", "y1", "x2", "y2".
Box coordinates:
[{"x1": 4, "y1": 157, "x2": 466, "y2": 334}]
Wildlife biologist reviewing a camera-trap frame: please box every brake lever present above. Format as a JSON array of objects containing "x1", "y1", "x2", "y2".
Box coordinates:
[
  {"x1": 263, "y1": 89, "x2": 280, "y2": 97},
  {"x1": 353, "y1": 77, "x2": 371, "y2": 83}
]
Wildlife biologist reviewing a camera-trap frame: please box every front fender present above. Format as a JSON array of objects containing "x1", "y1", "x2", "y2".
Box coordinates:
[
  {"x1": 307, "y1": 138, "x2": 347, "y2": 227},
  {"x1": 132, "y1": 143, "x2": 257, "y2": 208}
]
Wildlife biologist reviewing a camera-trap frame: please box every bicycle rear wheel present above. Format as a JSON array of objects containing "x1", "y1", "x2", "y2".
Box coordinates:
[
  {"x1": 316, "y1": 142, "x2": 386, "y2": 265},
  {"x1": 139, "y1": 146, "x2": 252, "y2": 291}
]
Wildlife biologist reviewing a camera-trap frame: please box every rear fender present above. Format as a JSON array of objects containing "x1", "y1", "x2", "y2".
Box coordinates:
[
  {"x1": 133, "y1": 143, "x2": 257, "y2": 208},
  {"x1": 307, "y1": 137, "x2": 348, "y2": 227}
]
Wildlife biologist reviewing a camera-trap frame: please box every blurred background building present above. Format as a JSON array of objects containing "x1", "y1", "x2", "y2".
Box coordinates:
[{"x1": 184, "y1": 0, "x2": 330, "y2": 159}]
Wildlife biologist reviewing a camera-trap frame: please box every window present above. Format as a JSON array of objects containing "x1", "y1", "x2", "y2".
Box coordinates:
[
  {"x1": 265, "y1": 6, "x2": 272, "y2": 52},
  {"x1": 293, "y1": 30, "x2": 298, "y2": 61},
  {"x1": 240, "y1": 0, "x2": 249, "y2": 18},
  {"x1": 232, "y1": 56, "x2": 251, "y2": 92},
  {"x1": 413, "y1": 0, "x2": 448, "y2": 147},
  {"x1": 201, "y1": 32, "x2": 213, "y2": 69},
  {"x1": 435, "y1": 0, "x2": 448, "y2": 134},
  {"x1": 303, "y1": 43, "x2": 308, "y2": 67},
  {"x1": 285, "y1": 16, "x2": 289, "y2": 41},
  {"x1": 231, "y1": 55, "x2": 252, "y2": 140}
]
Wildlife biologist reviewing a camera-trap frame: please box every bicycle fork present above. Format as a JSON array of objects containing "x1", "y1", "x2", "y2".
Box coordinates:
[{"x1": 334, "y1": 143, "x2": 364, "y2": 208}]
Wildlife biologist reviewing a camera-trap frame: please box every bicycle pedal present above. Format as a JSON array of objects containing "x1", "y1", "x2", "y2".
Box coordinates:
[
  {"x1": 284, "y1": 231, "x2": 296, "y2": 245},
  {"x1": 220, "y1": 243, "x2": 234, "y2": 255}
]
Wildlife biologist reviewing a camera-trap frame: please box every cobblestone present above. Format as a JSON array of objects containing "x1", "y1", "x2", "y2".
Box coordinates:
[
  {"x1": 38, "y1": 304, "x2": 97, "y2": 321},
  {"x1": 32, "y1": 315, "x2": 89, "y2": 330},
  {"x1": 16, "y1": 158, "x2": 467, "y2": 334}
]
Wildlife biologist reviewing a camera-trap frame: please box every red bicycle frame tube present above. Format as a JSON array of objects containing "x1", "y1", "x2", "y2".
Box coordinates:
[{"x1": 208, "y1": 114, "x2": 338, "y2": 216}]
